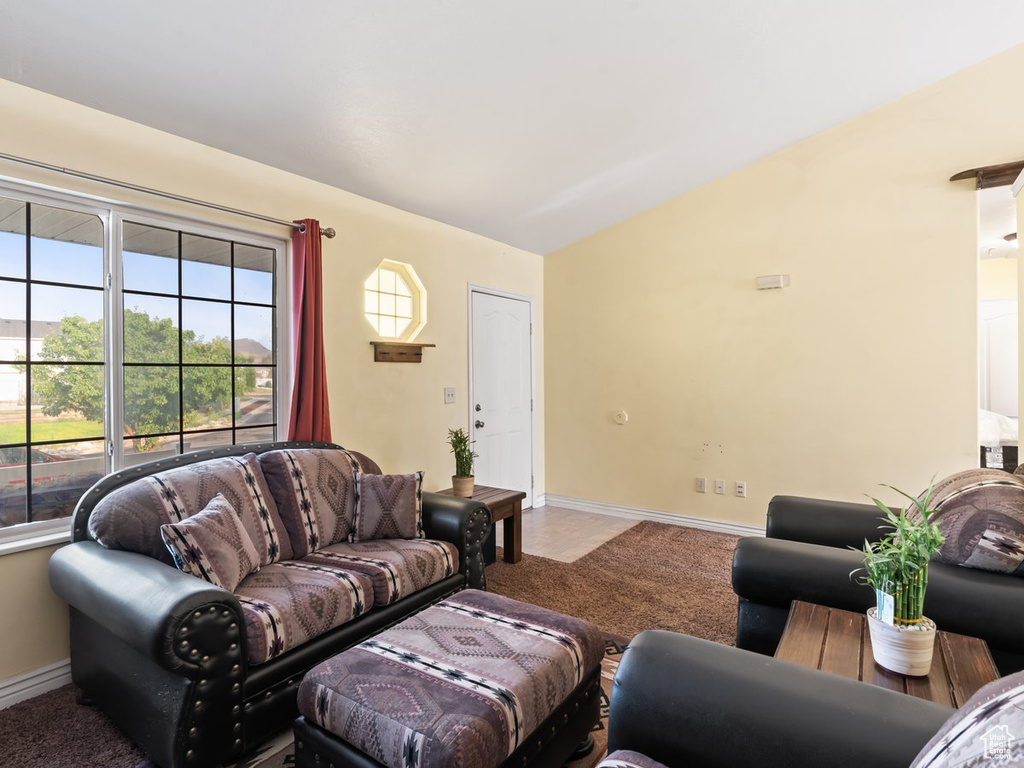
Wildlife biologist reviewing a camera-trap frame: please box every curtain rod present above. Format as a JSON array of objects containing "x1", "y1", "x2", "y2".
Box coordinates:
[{"x1": 0, "y1": 151, "x2": 336, "y2": 238}]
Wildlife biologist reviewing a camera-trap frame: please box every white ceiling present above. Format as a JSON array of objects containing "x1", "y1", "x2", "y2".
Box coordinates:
[{"x1": 1, "y1": 1, "x2": 1023, "y2": 254}]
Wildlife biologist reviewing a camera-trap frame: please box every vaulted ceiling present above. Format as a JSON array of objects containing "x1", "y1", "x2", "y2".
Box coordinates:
[{"x1": 1, "y1": 1, "x2": 1023, "y2": 254}]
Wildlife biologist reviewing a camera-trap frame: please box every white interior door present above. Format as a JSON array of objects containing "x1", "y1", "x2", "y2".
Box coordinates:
[{"x1": 470, "y1": 289, "x2": 533, "y2": 506}]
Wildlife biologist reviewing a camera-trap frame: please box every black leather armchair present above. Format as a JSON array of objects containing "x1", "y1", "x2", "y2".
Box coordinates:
[
  {"x1": 608, "y1": 630, "x2": 952, "y2": 768},
  {"x1": 48, "y1": 441, "x2": 491, "y2": 768},
  {"x1": 732, "y1": 495, "x2": 1024, "y2": 674}
]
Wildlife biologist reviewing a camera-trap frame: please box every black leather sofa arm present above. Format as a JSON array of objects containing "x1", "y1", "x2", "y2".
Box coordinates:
[
  {"x1": 49, "y1": 540, "x2": 243, "y2": 674},
  {"x1": 421, "y1": 491, "x2": 491, "y2": 591},
  {"x1": 609, "y1": 630, "x2": 951, "y2": 768},
  {"x1": 766, "y1": 495, "x2": 888, "y2": 548},
  {"x1": 733, "y1": 537, "x2": 871, "y2": 611}
]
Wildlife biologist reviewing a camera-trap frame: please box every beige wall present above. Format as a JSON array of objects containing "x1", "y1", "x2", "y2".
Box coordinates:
[
  {"x1": 0, "y1": 545, "x2": 69, "y2": 678},
  {"x1": 980, "y1": 257, "x2": 1018, "y2": 301},
  {"x1": 546, "y1": 46, "x2": 1024, "y2": 528},
  {"x1": 0, "y1": 78, "x2": 544, "y2": 679}
]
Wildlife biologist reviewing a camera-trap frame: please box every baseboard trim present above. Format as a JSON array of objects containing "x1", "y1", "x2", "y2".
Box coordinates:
[
  {"x1": 0, "y1": 658, "x2": 72, "y2": 710},
  {"x1": 544, "y1": 494, "x2": 764, "y2": 538},
  {"x1": 531, "y1": 493, "x2": 546, "y2": 509}
]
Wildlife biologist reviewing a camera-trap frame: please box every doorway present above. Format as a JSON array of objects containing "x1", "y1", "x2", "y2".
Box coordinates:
[
  {"x1": 469, "y1": 286, "x2": 534, "y2": 507},
  {"x1": 977, "y1": 185, "x2": 1018, "y2": 469}
]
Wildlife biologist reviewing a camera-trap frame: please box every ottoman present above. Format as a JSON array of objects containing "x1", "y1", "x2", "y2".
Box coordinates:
[{"x1": 294, "y1": 589, "x2": 605, "y2": 768}]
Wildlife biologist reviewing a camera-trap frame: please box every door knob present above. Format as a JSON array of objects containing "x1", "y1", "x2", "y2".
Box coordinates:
[{"x1": 475, "y1": 420, "x2": 485, "y2": 429}]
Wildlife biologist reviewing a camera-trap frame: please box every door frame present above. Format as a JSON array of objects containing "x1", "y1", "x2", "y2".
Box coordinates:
[{"x1": 467, "y1": 283, "x2": 536, "y2": 506}]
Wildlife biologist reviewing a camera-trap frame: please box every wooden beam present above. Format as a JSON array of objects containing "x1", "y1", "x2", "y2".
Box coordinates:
[{"x1": 949, "y1": 160, "x2": 1024, "y2": 189}]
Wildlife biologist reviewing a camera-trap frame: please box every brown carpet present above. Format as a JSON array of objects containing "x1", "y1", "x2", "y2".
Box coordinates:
[
  {"x1": 488, "y1": 520, "x2": 739, "y2": 645},
  {"x1": 0, "y1": 519, "x2": 739, "y2": 767},
  {"x1": 0, "y1": 684, "x2": 146, "y2": 767}
]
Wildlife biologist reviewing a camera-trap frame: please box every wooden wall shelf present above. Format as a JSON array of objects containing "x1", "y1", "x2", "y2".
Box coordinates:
[{"x1": 370, "y1": 341, "x2": 435, "y2": 363}]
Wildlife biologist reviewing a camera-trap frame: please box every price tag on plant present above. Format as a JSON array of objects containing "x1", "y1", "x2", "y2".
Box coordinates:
[{"x1": 876, "y1": 590, "x2": 895, "y2": 625}]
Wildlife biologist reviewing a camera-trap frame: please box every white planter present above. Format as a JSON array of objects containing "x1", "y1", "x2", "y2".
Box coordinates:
[{"x1": 866, "y1": 607, "x2": 937, "y2": 676}]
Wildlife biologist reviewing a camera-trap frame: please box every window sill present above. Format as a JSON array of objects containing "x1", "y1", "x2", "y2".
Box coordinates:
[{"x1": 0, "y1": 522, "x2": 72, "y2": 556}]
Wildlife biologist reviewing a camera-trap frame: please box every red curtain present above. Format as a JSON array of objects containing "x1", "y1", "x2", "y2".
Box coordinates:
[{"x1": 288, "y1": 219, "x2": 332, "y2": 441}]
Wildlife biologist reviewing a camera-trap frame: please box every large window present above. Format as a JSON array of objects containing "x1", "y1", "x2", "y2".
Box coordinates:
[{"x1": 0, "y1": 189, "x2": 284, "y2": 538}]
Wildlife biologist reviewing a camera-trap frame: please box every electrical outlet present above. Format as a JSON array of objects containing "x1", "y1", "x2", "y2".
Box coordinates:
[
  {"x1": 736, "y1": 481, "x2": 747, "y2": 498},
  {"x1": 443, "y1": 387, "x2": 456, "y2": 405},
  {"x1": 714, "y1": 479, "x2": 725, "y2": 495},
  {"x1": 696, "y1": 477, "x2": 707, "y2": 493}
]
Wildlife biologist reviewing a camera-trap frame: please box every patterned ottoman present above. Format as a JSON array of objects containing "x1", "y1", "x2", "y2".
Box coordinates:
[{"x1": 294, "y1": 589, "x2": 605, "y2": 768}]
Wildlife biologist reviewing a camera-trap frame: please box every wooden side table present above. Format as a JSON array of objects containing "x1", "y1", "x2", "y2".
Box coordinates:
[
  {"x1": 437, "y1": 485, "x2": 526, "y2": 564},
  {"x1": 775, "y1": 601, "x2": 999, "y2": 708}
]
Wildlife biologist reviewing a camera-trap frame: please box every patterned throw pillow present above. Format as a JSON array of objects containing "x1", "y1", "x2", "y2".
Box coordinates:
[
  {"x1": 89, "y1": 453, "x2": 291, "y2": 567},
  {"x1": 351, "y1": 472, "x2": 424, "y2": 542},
  {"x1": 597, "y1": 751, "x2": 672, "y2": 768},
  {"x1": 258, "y1": 448, "x2": 361, "y2": 557},
  {"x1": 911, "y1": 670, "x2": 1024, "y2": 766},
  {"x1": 160, "y1": 494, "x2": 260, "y2": 592},
  {"x1": 921, "y1": 469, "x2": 1024, "y2": 576}
]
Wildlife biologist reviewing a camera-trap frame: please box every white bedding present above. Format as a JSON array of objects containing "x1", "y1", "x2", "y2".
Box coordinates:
[{"x1": 979, "y1": 408, "x2": 1019, "y2": 448}]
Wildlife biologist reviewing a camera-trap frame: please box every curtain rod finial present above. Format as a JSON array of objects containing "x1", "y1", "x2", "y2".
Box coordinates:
[{"x1": 322, "y1": 227, "x2": 336, "y2": 239}]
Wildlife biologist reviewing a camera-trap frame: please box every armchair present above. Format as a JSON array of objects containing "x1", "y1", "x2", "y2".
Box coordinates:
[
  {"x1": 608, "y1": 630, "x2": 952, "y2": 768},
  {"x1": 732, "y1": 495, "x2": 1024, "y2": 674}
]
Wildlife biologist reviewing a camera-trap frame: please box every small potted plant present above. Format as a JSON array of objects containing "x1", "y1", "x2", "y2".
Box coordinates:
[
  {"x1": 851, "y1": 481, "x2": 945, "y2": 676},
  {"x1": 446, "y1": 427, "x2": 478, "y2": 498}
]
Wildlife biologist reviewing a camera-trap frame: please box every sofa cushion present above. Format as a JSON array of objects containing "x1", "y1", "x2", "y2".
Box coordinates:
[
  {"x1": 303, "y1": 538, "x2": 458, "y2": 606},
  {"x1": 598, "y1": 751, "x2": 671, "y2": 768},
  {"x1": 160, "y1": 493, "x2": 261, "y2": 591},
  {"x1": 911, "y1": 669, "x2": 1024, "y2": 766},
  {"x1": 351, "y1": 471, "x2": 424, "y2": 542},
  {"x1": 89, "y1": 453, "x2": 291, "y2": 566},
  {"x1": 235, "y1": 561, "x2": 374, "y2": 665},
  {"x1": 923, "y1": 469, "x2": 1024, "y2": 576},
  {"x1": 258, "y1": 448, "x2": 362, "y2": 558}
]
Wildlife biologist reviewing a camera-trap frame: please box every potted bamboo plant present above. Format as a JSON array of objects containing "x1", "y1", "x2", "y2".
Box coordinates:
[
  {"x1": 446, "y1": 427, "x2": 478, "y2": 498},
  {"x1": 852, "y1": 481, "x2": 945, "y2": 676}
]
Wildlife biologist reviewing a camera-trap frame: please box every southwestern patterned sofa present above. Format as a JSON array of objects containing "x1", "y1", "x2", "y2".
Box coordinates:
[{"x1": 48, "y1": 440, "x2": 491, "y2": 768}]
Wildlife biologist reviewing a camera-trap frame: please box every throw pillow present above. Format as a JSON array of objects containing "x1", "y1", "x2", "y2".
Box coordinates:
[
  {"x1": 919, "y1": 469, "x2": 1024, "y2": 576},
  {"x1": 257, "y1": 448, "x2": 362, "y2": 557},
  {"x1": 160, "y1": 494, "x2": 260, "y2": 592},
  {"x1": 351, "y1": 471, "x2": 424, "y2": 542},
  {"x1": 88, "y1": 452, "x2": 291, "y2": 567},
  {"x1": 911, "y1": 669, "x2": 1024, "y2": 767},
  {"x1": 597, "y1": 751, "x2": 671, "y2": 768}
]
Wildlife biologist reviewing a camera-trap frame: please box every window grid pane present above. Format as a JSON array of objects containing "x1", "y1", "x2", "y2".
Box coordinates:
[
  {"x1": 0, "y1": 200, "x2": 109, "y2": 527},
  {"x1": 121, "y1": 225, "x2": 277, "y2": 459}
]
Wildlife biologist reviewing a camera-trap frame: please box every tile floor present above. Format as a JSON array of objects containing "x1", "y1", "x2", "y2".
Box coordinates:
[{"x1": 494, "y1": 504, "x2": 637, "y2": 562}]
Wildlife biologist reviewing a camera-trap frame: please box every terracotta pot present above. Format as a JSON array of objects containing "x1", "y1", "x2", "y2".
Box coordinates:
[
  {"x1": 866, "y1": 607, "x2": 936, "y2": 676},
  {"x1": 452, "y1": 475, "x2": 475, "y2": 498}
]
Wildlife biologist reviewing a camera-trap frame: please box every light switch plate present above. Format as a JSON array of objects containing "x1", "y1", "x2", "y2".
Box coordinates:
[{"x1": 443, "y1": 387, "x2": 456, "y2": 404}]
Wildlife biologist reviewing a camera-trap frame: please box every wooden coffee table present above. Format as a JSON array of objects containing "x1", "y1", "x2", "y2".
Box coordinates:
[
  {"x1": 775, "y1": 601, "x2": 999, "y2": 707},
  {"x1": 436, "y1": 485, "x2": 525, "y2": 563}
]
